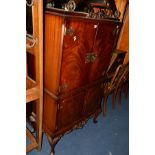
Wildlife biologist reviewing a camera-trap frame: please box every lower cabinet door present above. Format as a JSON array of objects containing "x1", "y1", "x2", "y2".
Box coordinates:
[
  {"x1": 83, "y1": 83, "x2": 102, "y2": 116},
  {"x1": 57, "y1": 92, "x2": 85, "y2": 129}
]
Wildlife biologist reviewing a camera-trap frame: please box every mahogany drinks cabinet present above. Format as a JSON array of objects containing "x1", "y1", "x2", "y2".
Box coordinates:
[{"x1": 43, "y1": 6, "x2": 121, "y2": 155}]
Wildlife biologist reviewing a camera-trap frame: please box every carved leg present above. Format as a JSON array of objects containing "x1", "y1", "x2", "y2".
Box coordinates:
[
  {"x1": 46, "y1": 134, "x2": 62, "y2": 155},
  {"x1": 112, "y1": 91, "x2": 116, "y2": 110},
  {"x1": 103, "y1": 94, "x2": 108, "y2": 117}
]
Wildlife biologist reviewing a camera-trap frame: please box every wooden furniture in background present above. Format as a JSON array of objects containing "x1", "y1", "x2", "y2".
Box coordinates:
[
  {"x1": 103, "y1": 49, "x2": 126, "y2": 115},
  {"x1": 43, "y1": 6, "x2": 121, "y2": 155},
  {"x1": 115, "y1": 0, "x2": 128, "y2": 21},
  {"x1": 90, "y1": 0, "x2": 119, "y2": 19},
  {"x1": 106, "y1": 49, "x2": 126, "y2": 77},
  {"x1": 115, "y1": 63, "x2": 129, "y2": 107},
  {"x1": 103, "y1": 62, "x2": 129, "y2": 116},
  {"x1": 26, "y1": 0, "x2": 43, "y2": 153},
  {"x1": 116, "y1": 1, "x2": 129, "y2": 64}
]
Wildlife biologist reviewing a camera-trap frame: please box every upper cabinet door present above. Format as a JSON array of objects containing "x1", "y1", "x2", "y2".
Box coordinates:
[
  {"x1": 88, "y1": 22, "x2": 120, "y2": 82},
  {"x1": 59, "y1": 18, "x2": 98, "y2": 93}
]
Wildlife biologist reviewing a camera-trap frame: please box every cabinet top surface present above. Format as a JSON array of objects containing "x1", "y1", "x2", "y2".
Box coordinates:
[{"x1": 45, "y1": 8, "x2": 121, "y2": 24}]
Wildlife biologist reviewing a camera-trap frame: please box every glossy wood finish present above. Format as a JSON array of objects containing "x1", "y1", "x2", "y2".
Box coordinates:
[
  {"x1": 89, "y1": 22, "x2": 119, "y2": 82},
  {"x1": 57, "y1": 92, "x2": 85, "y2": 129},
  {"x1": 44, "y1": 13, "x2": 63, "y2": 94},
  {"x1": 43, "y1": 8, "x2": 121, "y2": 154},
  {"x1": 60, "y1": 18, "x2": 120, "y2": 93},
  {"x1": 83, "y1": 83, "x2": 102, "y2": 116},
  {"x1": 43, "y1": 13, "x2": 64, "y2": 134},
  {"x1": 60, "y1": 19, "x2": 98, "y2": 93}
]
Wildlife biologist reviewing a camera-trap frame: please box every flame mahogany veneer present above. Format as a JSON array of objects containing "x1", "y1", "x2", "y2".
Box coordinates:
[{"x1": 43, "y1": 8, "x2": 121, "y2": 155}]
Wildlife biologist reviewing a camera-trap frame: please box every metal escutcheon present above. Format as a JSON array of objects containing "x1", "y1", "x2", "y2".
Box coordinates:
[{"x1": 85, "y1": 53, "x2": 97, "y2": 63}]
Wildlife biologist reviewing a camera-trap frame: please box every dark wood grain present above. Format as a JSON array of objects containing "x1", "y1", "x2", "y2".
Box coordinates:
[
  {"x1": 83, "y1": 83, "x2": 102, "y2": 116},
  {"x1": 89, "y1": 22, "x2": 118, "y2": 81},
  {"x1": 43, "y1": 8, "x2": 121, "y2": 155},
  {"x1": 57, "y1": 92, "x2": 85, "y2": 129},
  {"x1": 60, "y1": 18, "x2": 98, "y2": 93}
]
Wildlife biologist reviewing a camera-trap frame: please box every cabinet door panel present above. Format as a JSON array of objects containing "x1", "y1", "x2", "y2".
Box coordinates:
[
  {"x1": 89, "y1": 23, "x2": 119, "y2": 81},
  {"x1": 83, "y1": 83, "x2": 102, "y2": 116},
  {"x1": 59, "y1": 19, "x2": 98, "y2": 93},
  {"x1": 57, "y1": 92, "x2": 85, "y2": 129}
]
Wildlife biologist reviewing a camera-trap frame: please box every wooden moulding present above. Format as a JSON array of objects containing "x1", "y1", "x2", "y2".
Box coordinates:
[
  {"x1": 43, "y1": 76, "x2": 107, "y2": 102},
  {"x1": 26, "y1": 76, "x2": 36, "y2": 89},
  {"x1": 26, "y1": 76, "x2": 40, "y2": 103},
  {"x1": 45, "y1": 8, "x2": 120, "y2": 22},
  {"x1": 26, "y1": 128, "x2": 38, "y2": 153}
]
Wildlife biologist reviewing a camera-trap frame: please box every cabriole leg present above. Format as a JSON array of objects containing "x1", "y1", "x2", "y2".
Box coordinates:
[{"x1": 46, "y1": 134, "x2": 62, "y2": 155}]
